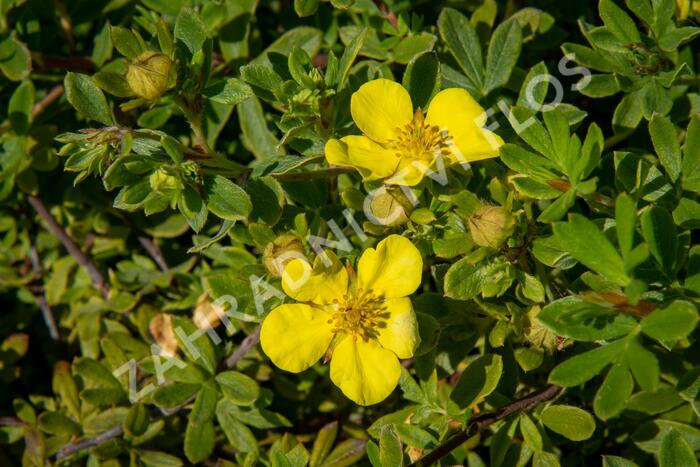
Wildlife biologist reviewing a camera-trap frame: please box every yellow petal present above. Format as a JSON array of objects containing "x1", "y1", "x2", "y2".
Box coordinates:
[
  {"x1": 426, "y1": 88, "x2": 503, "y2": 163},
  {"x1": 343, "y1": 135, "x2": 399, "y2": 180},
  {"x1": 282, "y1": 251, "x2": 348, "y2": 305},
  {"x1": 385, "y1": 156, "x2": 433, "y2": 186},
  {"x1": 357, "y1": 234, "x2": 423, "y2": 299},
  {"x1": 351, "y1": 79, "x2": 413, "y2": 143},
  {"x1": 330, "y1": 335, "x2": 401, "y2": 405},
  {"x1": 260, "y1": 303, "x2": 334, "y2": 373},
  {"x1": 376, "y1": 297, "x2": 420, "y2": 359}
]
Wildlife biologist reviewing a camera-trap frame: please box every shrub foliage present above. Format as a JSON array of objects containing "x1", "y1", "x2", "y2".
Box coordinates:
[{"x1": 0, "y1": 0, "x2": 699, "y2": 466}]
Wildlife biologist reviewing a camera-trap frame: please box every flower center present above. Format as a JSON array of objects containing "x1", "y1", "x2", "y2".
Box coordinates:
[
  {"x1": 328, "y1": 288, "x2": 389, "y2": 340},
  {"x1": 387, "y1": 109, "x2": 450, "y2": 162}
]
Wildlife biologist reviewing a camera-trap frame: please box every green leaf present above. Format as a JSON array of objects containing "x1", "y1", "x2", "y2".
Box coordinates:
[
  {"x1": 450, "y1": 354, "x2": 503, "y2": 409},
  {"x1": 640, "y1": 301, "x2": 698, "y2": 342},
  {"x1": 549, "y1": 339, "x2": 626, "y2": 386},
  {"x1": 138, "y1": 450, "x2": 183, "y2": 467},
  {"x1": 322, "y1": 439, "x2": 367, "y2": 467},
  {"x1": 538, "y1": 296, "x2": 637, "y2": 341},
  {"x1": 520, "y1": 414, "x2": 543, "y2": 452},
  {"x1": 649, "y1": 114, "x2": 682, "y2": 181},
  {"x1": 52, "y1": 362, "x2": 80, "y2": 420},
  {"x1": 626, "y1": 336, "x2": 659, "y2": 391},
  {"x1": 0, "y1": 33, "x2": 31, "y2": 81},
  {"x1": 603, "y1": 455, "x2": 639, "y2": 467},
  {"x1": 553, "y1": 214, "x2": 629, "y2": 286},
  {"x1": 204, "y1": 175, "x2": 252, "y2": 222},
  {"x1": 251, "y1": 26, "x2": 322, "y2": 67},
  {"x1": 8, "y1": 80, "x2": 34, "y2": 135},
  {"x1": 402, "y1": 52, "x2": 440, "y2": 110},
  {"x1": 294, "y1": 0, "x2": 319, "y2": 17},
  {"x1": 594, "y1": 363, "x2": 634, "y2": 420},
  {"x1": 190, "y1": 382, "x2": 218, "y2": 423},
  {"x1": 171, "y1": 316, "x2": 219, "y2": 374},
  {"x1": 438, "y1": 8, "x2": 484, "y2": 92},
  {"x1": 175, "y1": 7, "x2": 208, "y2": 55},
  {"x1": 379, "y1": 426, "x2": 403, "y2": 467},
  {"x1": 178, "y1": 184, "x2": 208, "y2": 233},
  {"x1": 659, "y1": 430, "x2": 696, "y2": 467},
  {"x1": 38, "y1": 411, "x2": 80, "y2": 436},
  {"x1": 184, "y1": 420, "x2": 215, "y2": 463},
  {"x1": 484, "y1": 19, "x2": 522, "y2": 94},
  {"x1": 237, "y1": 95, "x2": 281, "y2": 159},
  {"x1": 110, "y1": 26, "x2": 143, "y2": 59},
  {"x1": 64, "y1": 72, "x2": 114, "y2": 126},
  {"x1": 217, "y1": 399, "x2": 259, "y2": 453},
  {"x1": 215, "y1": 370, "x2": 260, "y2": 405},
  {"x1": 443, "y1": 257, "x2": 485, "y2": 300},
  {"x1": 124, "y1": 402, "x2": 149, "y2": 437},
  {"x1": 309, "y1": 421, "x2": 338, "y2": 467},
  {"x1": 640, "y1": 206, "x2": 678, "y2": 277},
  {"x1": 202, "y1": 78, "x2": 253, "y2": 105},
  {"x1": 392, "y1": 33, "x2": 436, "y2": 65},
  {"x1": 599, "y1": 0, "x2": 641, "y2": 43},
  {"x1": 152, "y1": 383, "x2": 201, "y2": 409},
  {"x1": 615, "y1": 193, "x2": 636, "y2": 259},
  {"x1": 540, "y1": 405, "x2": 596, "y2": 441}
]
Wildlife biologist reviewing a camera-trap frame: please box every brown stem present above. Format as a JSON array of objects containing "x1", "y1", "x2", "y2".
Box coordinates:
[
  {"x1": 33, "y1": 55, "x2": 93, "y2": 72},
  {"x1": 121, "y1": 214, "x2": 169, "y2": 272},
  {"x1": 410, "y1": 385, "x2": 563, "y2": 466},
  {"x1": 28, "y1": 245, "x2": 60, "y2": 340},
  {"x1": 0, "y1": 84, "x2": 64, "y2": 134},
  {"x1": 372, "y1": 0, "x2": 399, "y2": 30},
  {"x1": 54, "y1": 325, "x2": 262, "y2": 460},
  {"x1": 225, "y1": 324, "x2": 261, "y2": 368},
  {"x1": 27, "y1": 195, "x2": 108, "y2": 298},
  {"x1": 0, "y1": 417, "x2": 23, "y2": 427},
  {"x1": 55, "y1": 426, "x2": 123, "y2": 460}
]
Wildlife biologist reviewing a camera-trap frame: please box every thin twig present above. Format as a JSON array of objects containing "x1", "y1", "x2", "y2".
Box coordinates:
[
  {"x1": 225, "y1": 324, "x2": 262, "y2": 368},
  {"x1": 27, "y1": 195, "x2": 108, "y2": 298},
  {"x1": 54, "y1": 325, "x2": 262, "y2": 460},
  {"x1": 137, "y1": 236, "x2": 170, "y2": 272},
  {"x1": 55, "y1": 426, "x2": 123, "y2": 460},
  {"x1": 0, "y1": 417, "x2": 23, "y2": 427},
  {"x1": 28, "y1": 246, "x2": 60, "y2": 340},
  {"x1": 0, "y1": 84, "x2": 64, "y2": 134},
  {"x1": 372, "y1": 0, "x2": 399, "y2": 30},
  {"x1": 410, "y1": 385, "x2": 563, "y2": 466},
  {"x1": 121, "y1": 214, "x2": 169, "y2": 272}
]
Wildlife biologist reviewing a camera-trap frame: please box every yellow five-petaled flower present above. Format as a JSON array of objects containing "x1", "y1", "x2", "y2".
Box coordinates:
[
  {"x1": 325, "y1": 79, "x2": 503, "y2": 186},
  {"x1": 260, "y1": 235, "x2": 422, "y2": 405}
]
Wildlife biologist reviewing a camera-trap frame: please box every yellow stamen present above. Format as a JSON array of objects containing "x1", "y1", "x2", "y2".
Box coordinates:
[
  {"x1": 387, "y1": 108, "x2": 448, "y2": 162},
  {"x1": 328, "y1": 287, "x2": 389, "y2": 341}
]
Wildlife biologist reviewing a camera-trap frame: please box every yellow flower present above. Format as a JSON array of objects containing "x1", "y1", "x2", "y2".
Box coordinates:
[
  {"x1": 260, "y1": 235, "x2": 422, "y2": 405},
  {"x1": 325, "y1": 79, "x2": 503, "y2": 186}
]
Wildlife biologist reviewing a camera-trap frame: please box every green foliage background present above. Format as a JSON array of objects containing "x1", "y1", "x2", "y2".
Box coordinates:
[{"x1": 0, "y1": 0, "x2": 699, "y2": 466}]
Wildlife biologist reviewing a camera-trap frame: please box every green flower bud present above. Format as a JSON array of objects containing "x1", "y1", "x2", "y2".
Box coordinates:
[
  {"x1": 367, "y1": 191, "x2": 409, "y2": 226},
  {"x1": 468, "y1": 205, "x2": 515, "y2": 249},
  {"x1": 126, "y1": 51, "x2": 174, "y2": 100},
  {"x1": 149, "y1": 168, "x2": 178, "y2": 191},
  {"x1": 263, "y1": 233, "x2": 306, "y2": 277}
]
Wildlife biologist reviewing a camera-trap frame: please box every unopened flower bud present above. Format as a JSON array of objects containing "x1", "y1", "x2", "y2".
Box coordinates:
[
  {"x1": 524, "y1": 306, "x2": 559, "y2": 352},
  {"x1": 149, "y1": 168, "x2": 178, "y2": 191},
  {"x1": 468, "y1": 205, "x2": 515, "y2": 249},
  {"x1": 194, "y1": 294, "x2": 225, "y2": 330},
  {"x1": 149, "y1": 313, "x2": 178, "y2": 357},
  {"x1": 263, "y1": 233, "x2": 305, "y2": 277},
  {"x1": 127, "y1": 51, "x2": 173, "y2": 100},
  {"x1": 368, "y1": 191, "x2": 409, "y2": 226}
]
